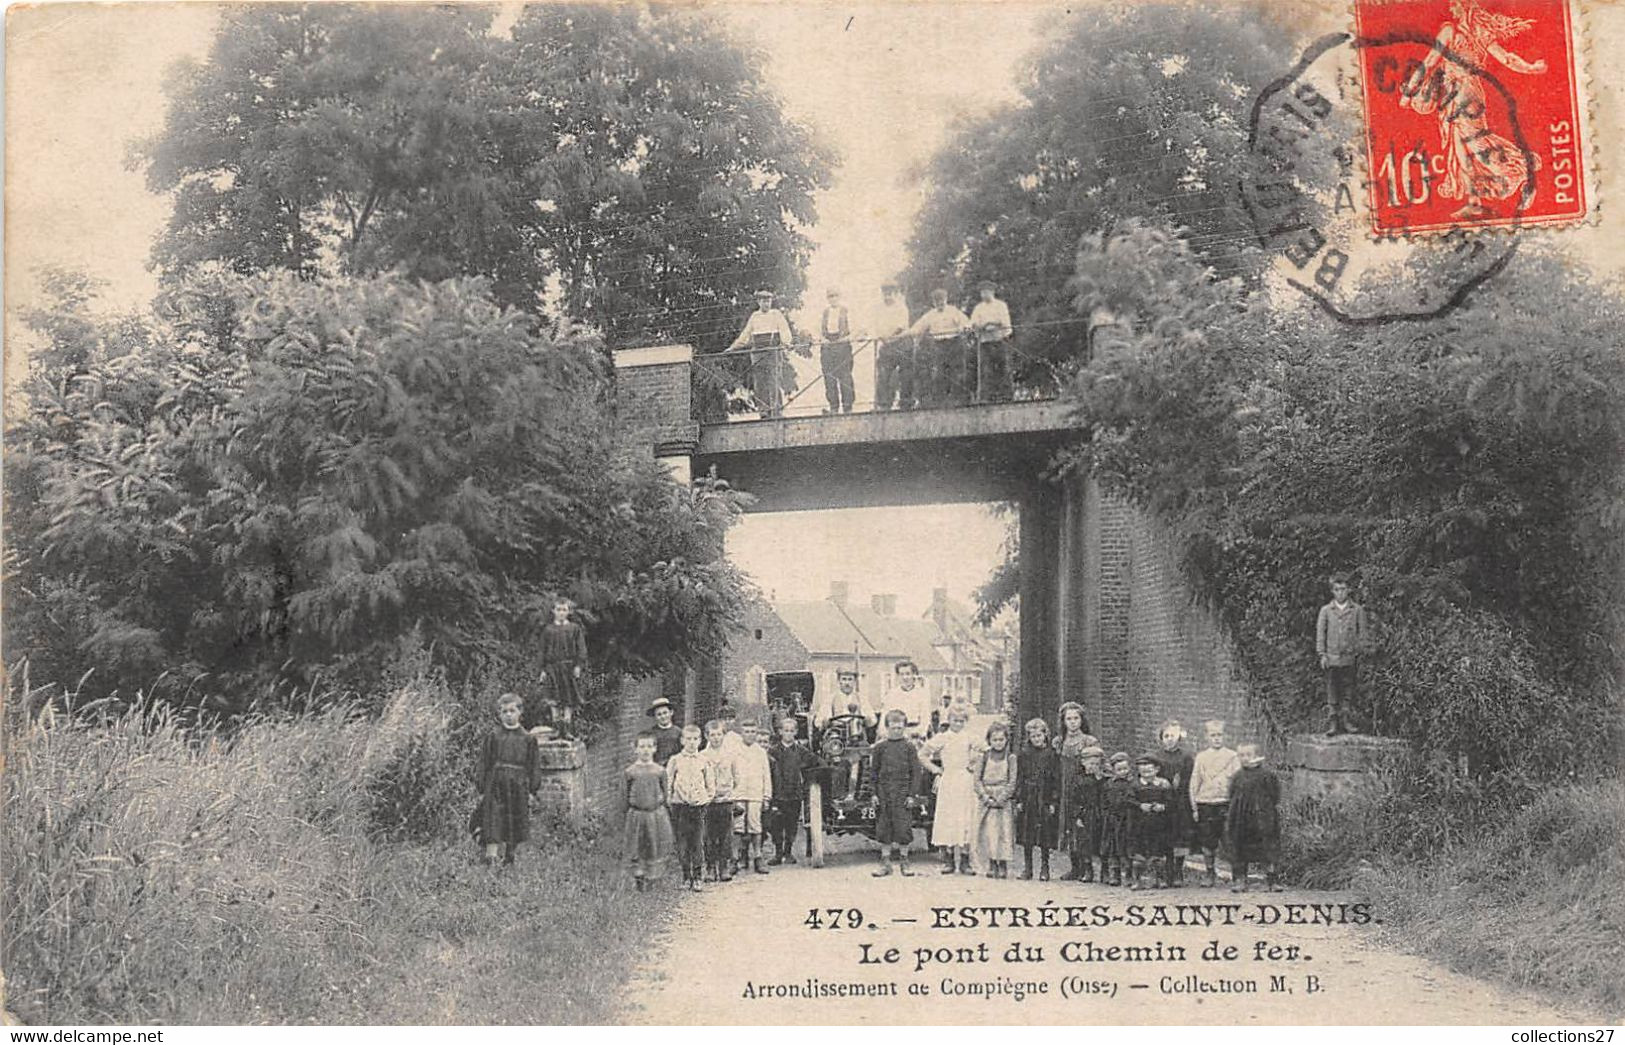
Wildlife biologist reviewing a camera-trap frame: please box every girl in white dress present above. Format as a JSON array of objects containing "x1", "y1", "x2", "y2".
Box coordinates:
[{"x1": 919, "y1": 704, "x2": 980, "y2": 875}]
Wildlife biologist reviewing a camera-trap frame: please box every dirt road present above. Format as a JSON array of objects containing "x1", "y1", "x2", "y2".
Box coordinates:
[{"x1": 622, "y1": 842, "x2": 1597, "y2": 1025}]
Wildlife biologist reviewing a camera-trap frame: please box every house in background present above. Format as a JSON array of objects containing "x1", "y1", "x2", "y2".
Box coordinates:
[{"x1": 699, "y1": 581, "x2": 1010, "y2": 724}]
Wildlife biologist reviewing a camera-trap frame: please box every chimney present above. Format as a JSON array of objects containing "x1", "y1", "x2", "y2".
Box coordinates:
[
  {"x1": 930, "y1": 587, "x2": 949, "y2": 633},
  {"x1": 870, "y1": 593, "x2": 897, "y2": 617},
  {"x1": 829, "y1": 580, "x2": 849, "y2": 607}
]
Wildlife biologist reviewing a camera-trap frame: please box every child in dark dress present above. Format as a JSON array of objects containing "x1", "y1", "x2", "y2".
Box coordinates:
[
  {"x1": 1226, "y1": 743, "x2": 1283, "y2": 893},
  {"x1": 1099, "y1": 752, "x2": 1136, "y2": 886},
  {"x1": 537, "y1": 599, "x2": 589, "y2": 731},
  {"x1": 1129, "y1": 753, "x2": 1175, "y2": 891},
  {"x1": 870, "y1": 710, "x2": 920, "y2": 877},
  {"x1": 476, "y1": 693, "x2": 540, "y2": 866},
  {"x1": 625, "y1": 734, "x2": 674, "y2": 891},
  {"x1": 1014, "y1": 718, "x2": 1060, "y2": 881},
  {"x1": 1066, "y1": 746, "x2": 1106, "y2": 883},
  {"x1": 1151, "y1": 720, "x2": 1196, "y2": 887}
]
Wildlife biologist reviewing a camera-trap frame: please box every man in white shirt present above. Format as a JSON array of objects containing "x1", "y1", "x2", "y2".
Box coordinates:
[
  {"x1": 727, "y1": 288, "x2": 795, "y2": 418},
  {"x1": 886, "y1": 660, "x2": 933, "y2": 739},
  {"x1": 873, "y1": 282, "x2": 916, "y2": 411},
  {"x1": 817, "y1": 288, "x2": 855, "y2": 414},
  {"x1": 908, "y1": 287, "x2": 971, "y2": 407},
  {"x1": 970, "y1": 279, "x2": 1014, "y2": 403}
]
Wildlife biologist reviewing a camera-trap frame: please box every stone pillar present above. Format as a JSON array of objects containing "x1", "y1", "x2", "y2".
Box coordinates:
[
  {"x1": 1281, "y1": 734, "x2": 1409, "y2": 802},
  {"x1": 533, "y1": 739, "x2": 588, "y2": 824},
  {"x1": 612, "y1": 344, "x2": 700, "y2": 483},
  {"x1": 1019, "y1": 481, "x2": 1063, "y2": 726}
]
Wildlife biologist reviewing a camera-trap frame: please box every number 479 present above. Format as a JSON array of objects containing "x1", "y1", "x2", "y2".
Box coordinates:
[{"x1": 804, "y1": 908, "x2": 864, "y2": 929}]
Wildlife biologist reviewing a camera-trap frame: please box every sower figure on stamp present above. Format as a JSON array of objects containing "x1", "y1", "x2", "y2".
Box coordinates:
[
  {"x1": 873, "y1": 283, "x2": 916, "y2": 410},
  {"x1": 816, "y1": 288, "x2": 856, "y2": 414},
  {"x1": 727, "y1": 288, "x2": 795, "y2": 419},
  {"x1": 537, "y1": 598, "x2": 588, "y2": 734},
  {"x1": 1316, "y1": 572, "x2": 1369, "y2": 735}
]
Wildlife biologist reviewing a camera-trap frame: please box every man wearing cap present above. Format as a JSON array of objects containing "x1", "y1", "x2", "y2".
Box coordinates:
[
  {"x1": 811, "y1": 669, "x2": 878, "y2": 731},
  {"x1": 970, "y1": 279, "x2": 1014, "y2": 403},
  {"x1": 908, "y1": 287, "x2": 972, "y2": 406},
  {"x1": 648, "y1": 697, "x2": 684, "y2": 766},
  {"x1": 816, "y1": 288, "x2": 856, "y2": 414},
  {"x1": 873, "y1": 283, "x2": 916, "y2": 410},
  {"x1": 727, "y1": 289, "x2": 795, "y2": 418}
]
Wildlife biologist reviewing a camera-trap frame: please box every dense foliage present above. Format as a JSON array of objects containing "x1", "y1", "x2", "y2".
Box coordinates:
[
  {"x1": 1057, "y1": 221, "x2": 1624, "y2": 788},
  {"x1": 901, "y1": 2, "x2": 1294, "y2": 386},
  {"x1": 5, "y1": 270, "x2": 750, "y2": 716},
  {"x1": 136, "y1": 4, "x2": 831, "y2": 346}
]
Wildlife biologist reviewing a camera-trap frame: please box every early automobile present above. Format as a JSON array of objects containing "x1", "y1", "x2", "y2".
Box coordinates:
[{"x1": 766, "y1": 670, "x2": 932, "y2": 866}]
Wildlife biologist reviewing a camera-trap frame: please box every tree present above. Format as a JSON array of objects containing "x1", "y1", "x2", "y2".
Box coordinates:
[
  {"x1": 135, "y1": 4, "x2": 833, "y2": 346},
  {"x1": 508, "y1": 5, "x2": 833, "y2": 349},
  {"x1": 1056, "y1": 220, "x2": 1625, "y2": 786},
  {"x1": 900, "y1": 3, "x2": 1296, "y2": 385},
  {"x1": 5, "y1": 271, "x2": 752, "y2": 716}
]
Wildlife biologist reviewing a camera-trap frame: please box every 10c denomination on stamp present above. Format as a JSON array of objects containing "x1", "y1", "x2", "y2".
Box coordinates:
[{"x1": 1354, "y1": 0, "x2": 1588, "y2": 234}]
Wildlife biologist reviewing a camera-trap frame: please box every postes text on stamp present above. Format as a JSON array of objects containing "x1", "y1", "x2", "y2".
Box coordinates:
[{"x1": 1354, "y1": 0, "x2": 1587, "y2": 235}]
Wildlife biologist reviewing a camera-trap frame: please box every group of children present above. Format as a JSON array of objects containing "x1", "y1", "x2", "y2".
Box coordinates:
[
  {"x1": 629, "y1": 703, "x2": 819, "y2": 892},
  {"x1": 874, "y1": 704, "x2": 1283, "y2": 892},
  {"x1": 1003, "y1": 710, "x2": 1283, "y2": 892},
  {"x1": 475, "y1": 688, "x2": 1282, "y2": 893}
]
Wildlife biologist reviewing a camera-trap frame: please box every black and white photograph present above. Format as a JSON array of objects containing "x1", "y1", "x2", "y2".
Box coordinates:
[{"x1": 4, "y1": 0, "x2": 1623, "y2": 1029}]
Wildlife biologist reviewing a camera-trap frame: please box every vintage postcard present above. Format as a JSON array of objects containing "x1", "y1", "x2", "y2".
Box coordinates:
[{"x1": 4, "y1": 0, "x2": 1622, "y2": 1031}]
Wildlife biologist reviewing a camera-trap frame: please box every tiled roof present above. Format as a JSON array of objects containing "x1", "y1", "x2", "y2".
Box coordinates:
[{"x1": 773, "y1": 601, "x2": 884, "y2": 657}]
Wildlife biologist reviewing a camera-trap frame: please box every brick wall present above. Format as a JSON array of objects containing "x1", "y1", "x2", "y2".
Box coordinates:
[
  {"x1": 613, "y1": 348, "x2": 700, "y2": 470},
  {"x1": 1073, "y1": 479, "x2": 1264, "y2": 757},
  {"x1": 583, "y1": 674, "x2": 665, "y2": 821}
]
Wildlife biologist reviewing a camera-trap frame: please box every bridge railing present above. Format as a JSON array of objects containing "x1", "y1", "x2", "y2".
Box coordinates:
[{"x1": 691, "y1": 333, "x2": 1068, "y2": 424}]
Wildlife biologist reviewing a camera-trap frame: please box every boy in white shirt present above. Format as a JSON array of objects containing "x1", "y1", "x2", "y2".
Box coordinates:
[{"x1": 1189, "y1": 719, "x2": 1242, "y2": 888}]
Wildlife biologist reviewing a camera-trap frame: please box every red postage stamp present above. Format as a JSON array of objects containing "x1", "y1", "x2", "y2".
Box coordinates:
[{"x1": 1354, "y1": 0, "x2": 1587, "y2": 234}]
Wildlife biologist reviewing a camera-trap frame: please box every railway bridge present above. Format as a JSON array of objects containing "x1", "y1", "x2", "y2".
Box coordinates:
[{"x1": 612, "y1": 344, "x2": 1255, "y2": 742}]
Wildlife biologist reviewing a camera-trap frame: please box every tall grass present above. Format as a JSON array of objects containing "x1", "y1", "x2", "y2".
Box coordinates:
[
  {"x1": 3, "y1": 669, "x2": 673, "y2": 1025},
  {"x1": 1282, "y1": 778, "x2": 1625, "y2": 1015}
]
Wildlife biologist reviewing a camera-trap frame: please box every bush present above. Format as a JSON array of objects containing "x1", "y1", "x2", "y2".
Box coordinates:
[{"x1": 4, "y1": 271, "x2": 752, "y2": 718}]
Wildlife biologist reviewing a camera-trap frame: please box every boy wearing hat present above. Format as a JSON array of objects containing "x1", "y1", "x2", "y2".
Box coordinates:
[
  {"x1": 873, "y1": 283, "x2": 916, "y2": 410},
  {"x1": 817, "y1": 288, "x2": 856, "y2": 414},
  {"x1": 969, "y1": 279, "x2": 1013, "y2": 403},
  {"x1": 1128, "y1": 753, "x2": 1174, "y2": 890},
  {"x1": 727, "y1": 289, "x2": 795, "y2": 418},
  {"x1": 648, "y1": 697, "x2": 683, "y2": 766}
]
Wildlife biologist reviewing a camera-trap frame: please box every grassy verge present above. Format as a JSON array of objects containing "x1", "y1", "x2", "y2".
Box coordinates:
[
  {"x1": 2, "y1": 689, "x2": 676, "y2": 1025},
  {"x1": 1285, "y1": 780, "x2": 1624, "y2": 1017}
]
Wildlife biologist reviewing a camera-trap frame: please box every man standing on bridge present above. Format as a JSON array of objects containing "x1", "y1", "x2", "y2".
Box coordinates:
[
  {"x1": 970, "y1": 279, "x2": 1014, "y2": 403},
  {"x1": 816, "y1": 288, "x2": 856, "y2": 414},
  {"x1": 873, "y1": 282, "x2": 916, "y2": 410},
  {"x1": 908, "y1": 287, "x2": 971, "y2": 406},
  {"x1": 728, "y1": 288, "x2": 795, "y2": 418}
]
